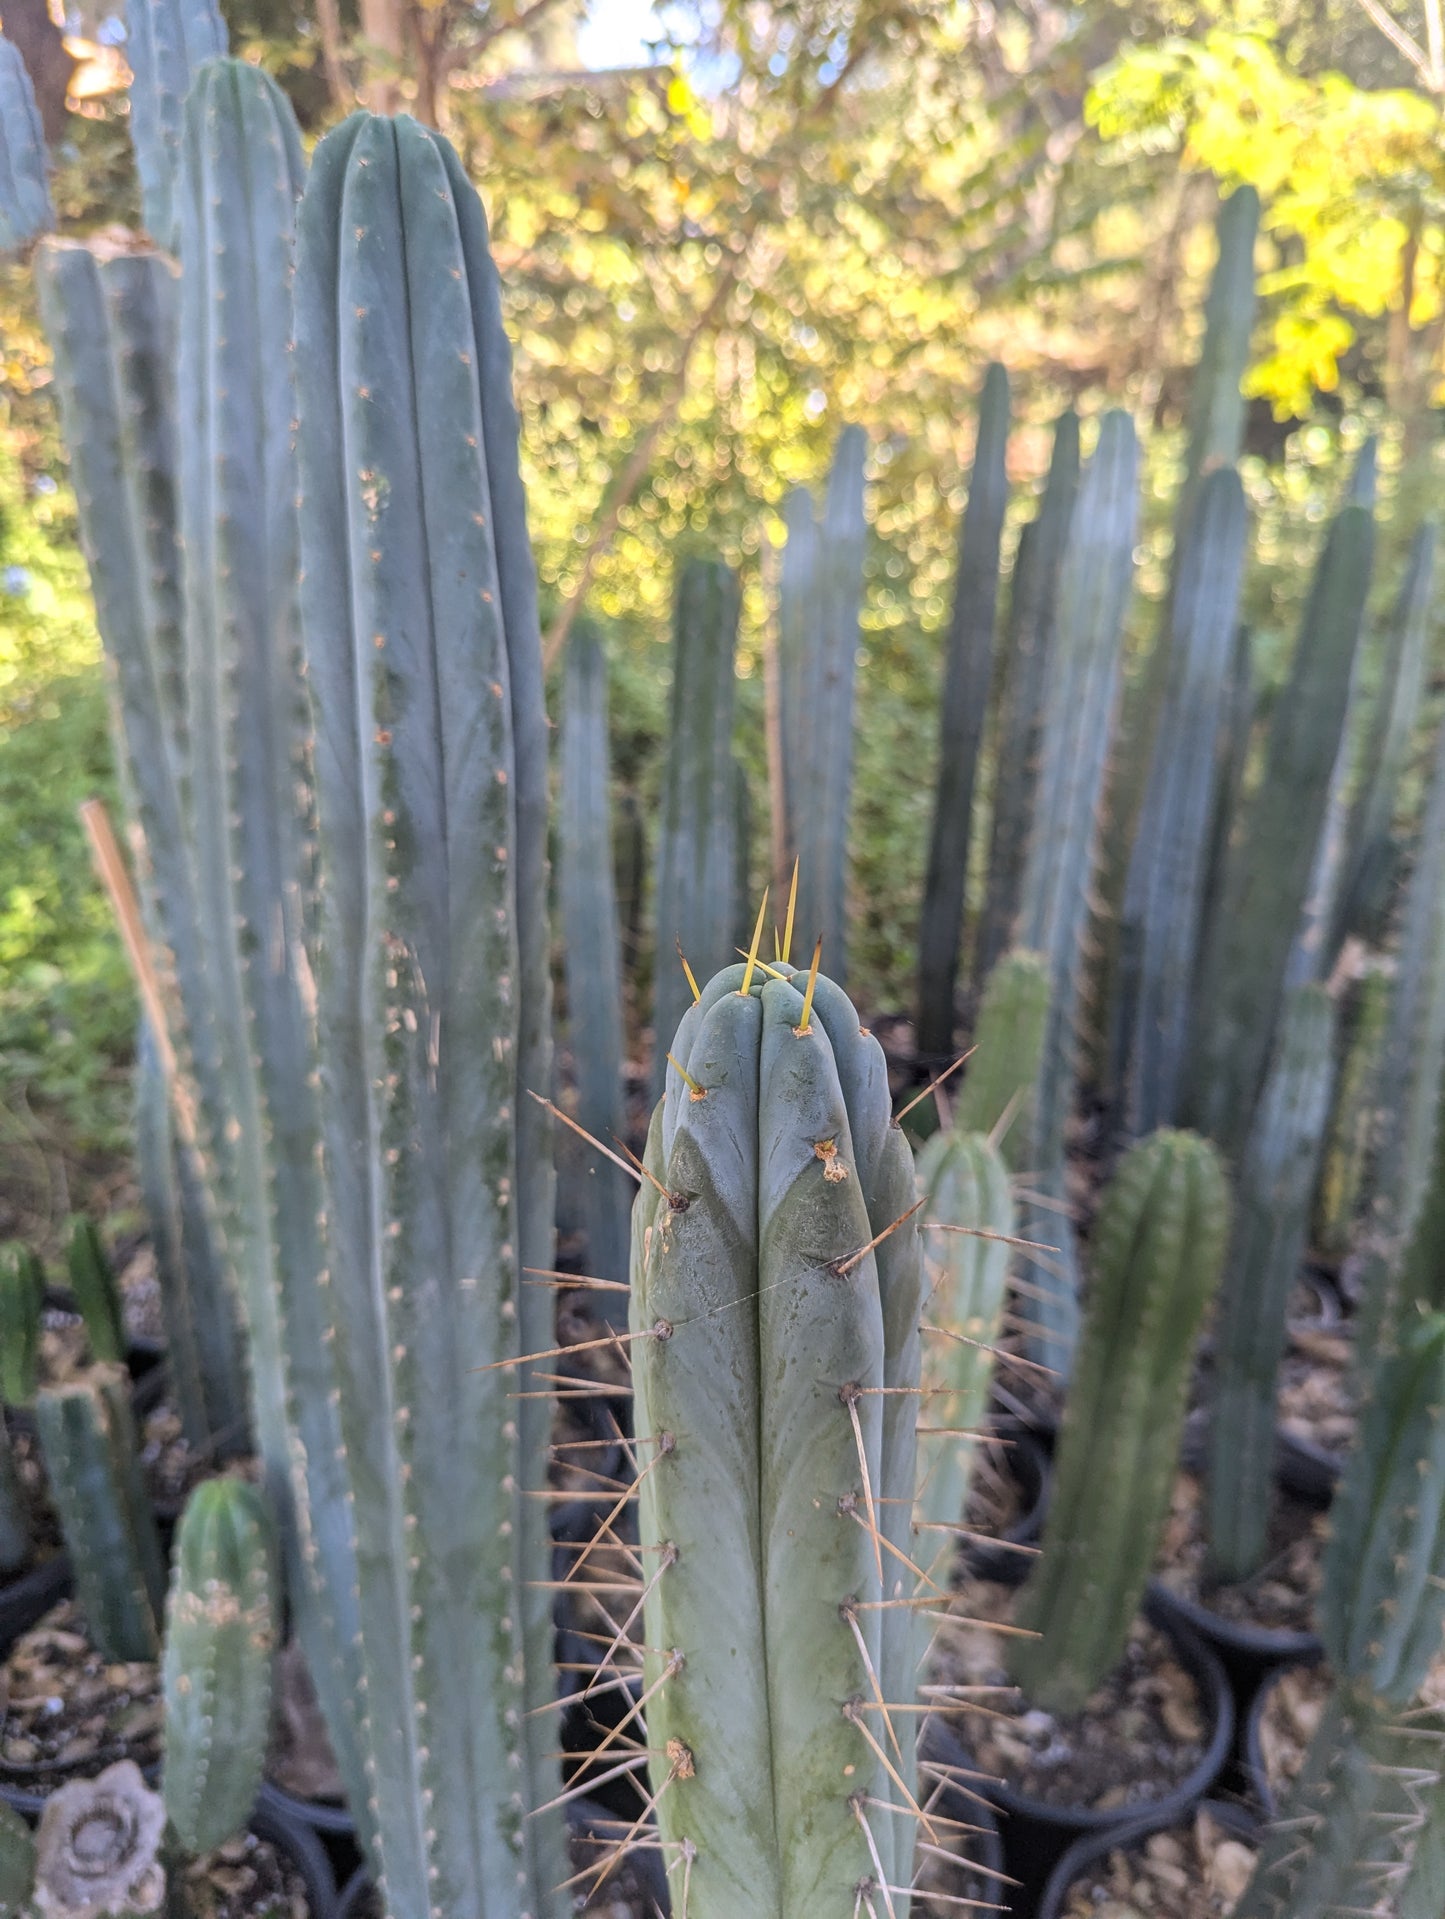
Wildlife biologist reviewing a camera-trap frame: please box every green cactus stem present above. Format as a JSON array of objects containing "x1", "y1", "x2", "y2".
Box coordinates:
[
  {"x1": 1011, "y1": 1130, "x2": 1228, "y2": 1712},
  {"x1": 976, "y1": 409, "x2": 1081, "y2": 987},
  {"x1": 134, "y1": 1018, "x2": 250, "y2": 1456},
  {"x1": 1116, "y1": 466, "x2": 1249, "y2": 1138},
  {"x1": 1186, "y1": 498, "x2": 1373, "y2": 1159},
  {"x1": 1322, "y1": 1312, "x2": 1445, "y2": 1704},
  {"x1": 559, "y1": 625, "x2": 632, "y2": 1314},
  {"x1": 0, "y1": 1244, "x2": 44, "y2": 1408},
  {"x1": 0, "y1": 1798, "x2": 34, "y2": 1910},
  {"x1": 652, "y1": 557, "x2": 741, "y2": 1101},
  {"x1": 1235, "y1": 1684, "x2": 1445, "y2": 1919},
  {"x1": 35, "y1": 1365, "x2": 166, "y2": 1663},
  {"x1": 917, "y1": 364, "x2": 1011, "y2": 1058},
  {"x1": 1313, "y1": 965, "x2": 1390, "y2": 1262},
  {"x1": 950, "y1": 947, "x2": 1050, "y2": 1169},
  {"x1": 1176, "y1": 185, "x2": 1259, "y2": 540},
  {"x1": 1337, "y1": 521, "x2": 1437, "y2": 942},
  {"x1": 296, "y1": 111, "x2": 563, "y2": 1918},
  {"x1": 914, "y1": 1127, "x2": 1014, "y2": 1575},
  {"x1": 0, "y1": 1423, "x2": 30, "y2": 1577},
  {"x1": 1207, "y1": 984, "x2": 1335, "y2": 1581},
  {"x1": 1197, "y1": 621, "x2": 1254, "y2": 967},
  {"x1": 0, "y1": 34, "x2": 53, "y2": 255},
  {"x1": 778, "y1": 427, "x2": 868, "y2": 983},
  {"x1": 1014, "y1": 409, "x2": 1140, "y2": 1376},
  {"x1": 163, "y1": 1478, "x2": 279, "y2": 1855},
  {"x1": 124, "y1": 0, "x2": 227, "y2": 250},
  {"x1": 632, "y1": 956, "x2": 925, "y2": 1913},
  {"x1": 66, "y1": 1219, "x2": 126, "y2": 1366}
]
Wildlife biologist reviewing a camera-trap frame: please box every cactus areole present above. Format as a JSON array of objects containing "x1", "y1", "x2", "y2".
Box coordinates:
[{"x1": 631, "y1": 956, "x2": 926, "y2": 1916}]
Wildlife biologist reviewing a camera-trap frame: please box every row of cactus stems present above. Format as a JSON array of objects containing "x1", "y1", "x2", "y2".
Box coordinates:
[
  {"x1": 135, "y1": 1017, "x2": 250, "y2": 1454},
  {"x1": 31, "y1": 241, "x2": 253, "y2": 1462},
  {"x1": 1012, "y1": 410, "x2": 1140, "y2": 1376},
  {"x1": 173, "y1": 59, "x2": 369, "y2": 1837},
  {"x1": 1184, "y1": 488, "x2": 1374, "y2": 1161},
  {"x1": 1206, "y1": 984, "x2": 1335, "y2": 1581},
  {"x1": 975, "y1": 410, "x2": 1081, "y2": 988},
  {"x1": 36, "y1": 1364, "x2": 168, "y2": 1662},
  {"x1": 1010, "y1": 1129, "x2": 1229, "y2": 1713},
  {"x1": 125, "y1": 0, "x2": 227, "y2": 251},
  {"x1": 914, "y1": 1126, "x2": 1015, "y2": 1574},
  {"x1": 652, "y1": 557, "x2": 741, "y2": 1102},
  {"x1": 1336, "y1": 521, "x2": 1438, "y2": 942},
  {"x1": 915, "y1": 364, "x2": 1011, "y2": 1058},
  {"x1": 295, "y1": 109, "x2": 564, "y2": 1919},
  {"x1": 0, "y1": 1243, "x2": 44, "y2": 1406},
  {"x1": 632, "y1": 957, "x2": 925, "y2": 1912},
  {"x1": 0, "y1": 34, "x2": 52, "y2": 254},
  {"x1": 1115, "y1": 465, "x2": 1248, "y2": 1139},
  {"x1": 66, "y1": 1219, "x2": 126, "y2": 1365},
  {"x1": 162, "y1": 1478, "x2": 278, "y2": 1856},
  {"x1": 559, "y1": 626, "x2": 632, "y2": 1307},
  {"x1": 777, "y1": 426, "x2": 868, "y2": 984},
  {"x1": 1237, "y1": 1316, "x2": 1445, "y2": 1916},
  {"x1": 951, "y1": 947, "x2": 1051, "y2": 1164}
]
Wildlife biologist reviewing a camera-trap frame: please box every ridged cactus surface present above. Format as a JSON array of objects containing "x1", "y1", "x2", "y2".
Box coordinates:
[
  {"x1": 125, "y1": 0, "x2": 228, "y2": 249},
  {"x1": 914, "y1": 1128, "x2": 1014, "y2": 1574},
  {"x1": 1012, "y1": 1129, "x2": 1228, "y2": 1711},
  {"x1": 1014, "y1": 409, "x2": 1139, "y2": 1374},
  {"x1": 1117, "y1": 466, "x2": 1248, "y2": 1138},
  {"x1": 559, "y1": 626, "x2": 631, "y2": 1306},
  {"x1": 951, "y1": 947, "x2": 1049, "y2": 1166},
  {"x1": 1207, "y1": 984, "x2": 1335, "y2": 1580},
  {"x1": 67, "y1": 1219, "x2": 125, "y2": 1365},
  {"x1": 632, "y1": 958, "x2": 925, "y2": 1913},
  {"x1": 35, "y1": 1365, "x2": 167, "y2": 1663},
  {"x1": 1175, "y1": 185, "x2": 1258, "y2": 537},
  {"x1": 653, "y1": 558, "x2": 740, "y2": 1100},
  {"x1": 917, "y1": 363, "x2": 1010, "y2": 1056},
  {"x1": 778, "y1": 427, "x2": 867, "y2": 982},
  {"x1": 296, "y1": 110, "x2": 562, "y2": 1919},
  {"x1": 977, "y1": 410, "x2": 1080, "y2": 984},
  {"x1": 163, "y1": 1478, "x2": 279, "y2": 1854},
  {"x1": 177, "y1": 59, "x2": 369, "y2": 1838},
  {"x1": 1314, "y1": 967, "x2": 1389, "y2": 1261},
  {"x1": 1322, "y1": 1312, "x2": 1445, "y2": 1704},
  {"x1": 0, "y1": 34, "x2": 53, "y2": 254},
  {"x1": 0, "y1": 1243, "x2": 43, "y2": 1407},
  {"x1": 1187, "y1": 500, "x2": 1373, "y2": 1156}
]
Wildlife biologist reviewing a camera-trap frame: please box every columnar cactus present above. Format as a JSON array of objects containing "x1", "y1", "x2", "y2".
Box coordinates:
[
  {"x1": 559, "y1": 625, "x2": 631, "y2": 1307},
  {"x1": 1321, "y1": 1312, "x2": 1445, "y2": 1704},
  {"x1": 125, "y1": 0, "x2": 228, "y2": 249},
  {"x1": 1314, "y1": 966, "x2": 1390, "y2": 1261},
  {"x1": 652, "y1": 558, "x2": 741, "y2": 1100},
  {"x1": 0, "y1": 34, "x2": 53, "y2": 255},
  {"x1": 1198, "y1": 621, "x2": 1254, "y2": 955},
  {"x1": 134, "y1": 1018, "x2": 250, "y2": 1455},
  {"x1": 296, "y1": 111, "x2": 563, "y2": 1918},
  {"x1": 1175, "y1": 185, "x2": 1259, "y2": 541},
  {"x1": 951, "y1": 947, "x2": 1050, "y2": 1166},
  {"x1": 35, "y1": 1365, "x2": 167, "y2": 1662},
  {"x1": 632, "y1": 957, "x2": 925, "y2": 1913},
  {"x1": 917, "y1": 364, "x2": 1011, "y2": 1057},
  {"x1": 66, "y1": 1219, "x2": 125, "y2": 1366},
  {"x1": 1011, "y1": 1130, "x2": 1228, "y2": 1711},
  {"x1": 1186, "y1": 496, "x2": 1373, "y2": 1157},
  {"x1": 1014, "y1": 410, "x2": 1140, "y2": 1373},
  {"x1": 1116, "y1": 466, "x2": 1248, "y2": 1138},
  {"x1": 1207, "y1": 984, "x2": 1335, "y2": 1580},
  {"x1": 914, "y1": 1127, "x2": 1014, "y2": 1572},
  {"x1": 163, "y1": 1479, "x2": 279, "y2": 1854},
  {"x1": 777, "y1": 426, "x2": 868, "y2": 984},
  {"x1": 176, "y1": 58, "x2": 368, "y2": 1833},
  {"x1": 1337, "y1": 521, "x2": 1437, "y2": 941},
  {"x1": 0, "y1": 1243, "x2": 43, "y2": 1407},
  {"x1": 976, "y1": 409, "x2": 1080, "y2": 986}
]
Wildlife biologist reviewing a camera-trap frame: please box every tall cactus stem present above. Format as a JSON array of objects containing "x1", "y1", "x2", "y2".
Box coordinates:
[
  {"x1": 0, "y1": 34, "x2": 54, "y2": 255},
  {"x1": 951, "y1": 948, "x2": 1050, "y2": 1168},
  {"x1": 66, "y1": 1219, "x2": 126, "y2": 1366},
  {"x1": 124, "y1": 0, "x2": 227, "y2": 250},
  {"x1": 917, "y1": 364, "x2": 1011, "y2": 1058},
  {"x1": 0, "y1": 1245, "x2": 44, "y2": 1409}
]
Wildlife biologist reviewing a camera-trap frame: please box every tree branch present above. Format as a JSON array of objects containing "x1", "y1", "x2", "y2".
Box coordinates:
[{"x1": 1352, "y1": 0, "x2": 1439, "y2": 88}]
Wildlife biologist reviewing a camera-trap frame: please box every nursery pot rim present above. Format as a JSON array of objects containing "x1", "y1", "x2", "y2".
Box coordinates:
[
  {"x1": 1241, "y1": 1654, "x2": 1327, "y2": 1819},
  {"x1": 1035, "y1": 1794, "x2": 1262, "y2": 1919},
  {"x1": 1145, "y1": 1575, "x2": 1325, "y2": 1668}
]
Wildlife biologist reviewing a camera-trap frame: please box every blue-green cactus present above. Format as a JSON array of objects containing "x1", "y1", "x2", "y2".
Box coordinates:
[
  {"x1": 125, "y1": 0, "x2": 228, "y2": 250},
  {"x1": 0, "y1": 34, "x2": 53, "y2": 255}
]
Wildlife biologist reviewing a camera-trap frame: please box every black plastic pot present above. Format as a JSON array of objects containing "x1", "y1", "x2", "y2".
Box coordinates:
[
  {"x1": 1036, "y1": 1796, "x2": 1260, "y2": 1919},
  {"x1": 1146, "y1": 1577, "x2": 1323, "y2": 1777},
  {"x1": 933, "y1": 1589, "x2": 1235, "y2": 1913},
  {"x1": 1241, "y1": 1658, "x2": 1328, "y2": 1818},
  {"x1": 1275, "y1": 1429, "x2": 1342, "y2": 1508},
  {"x1": 0, "y1": 1552, "x2": 70, "y2": 1649}
]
